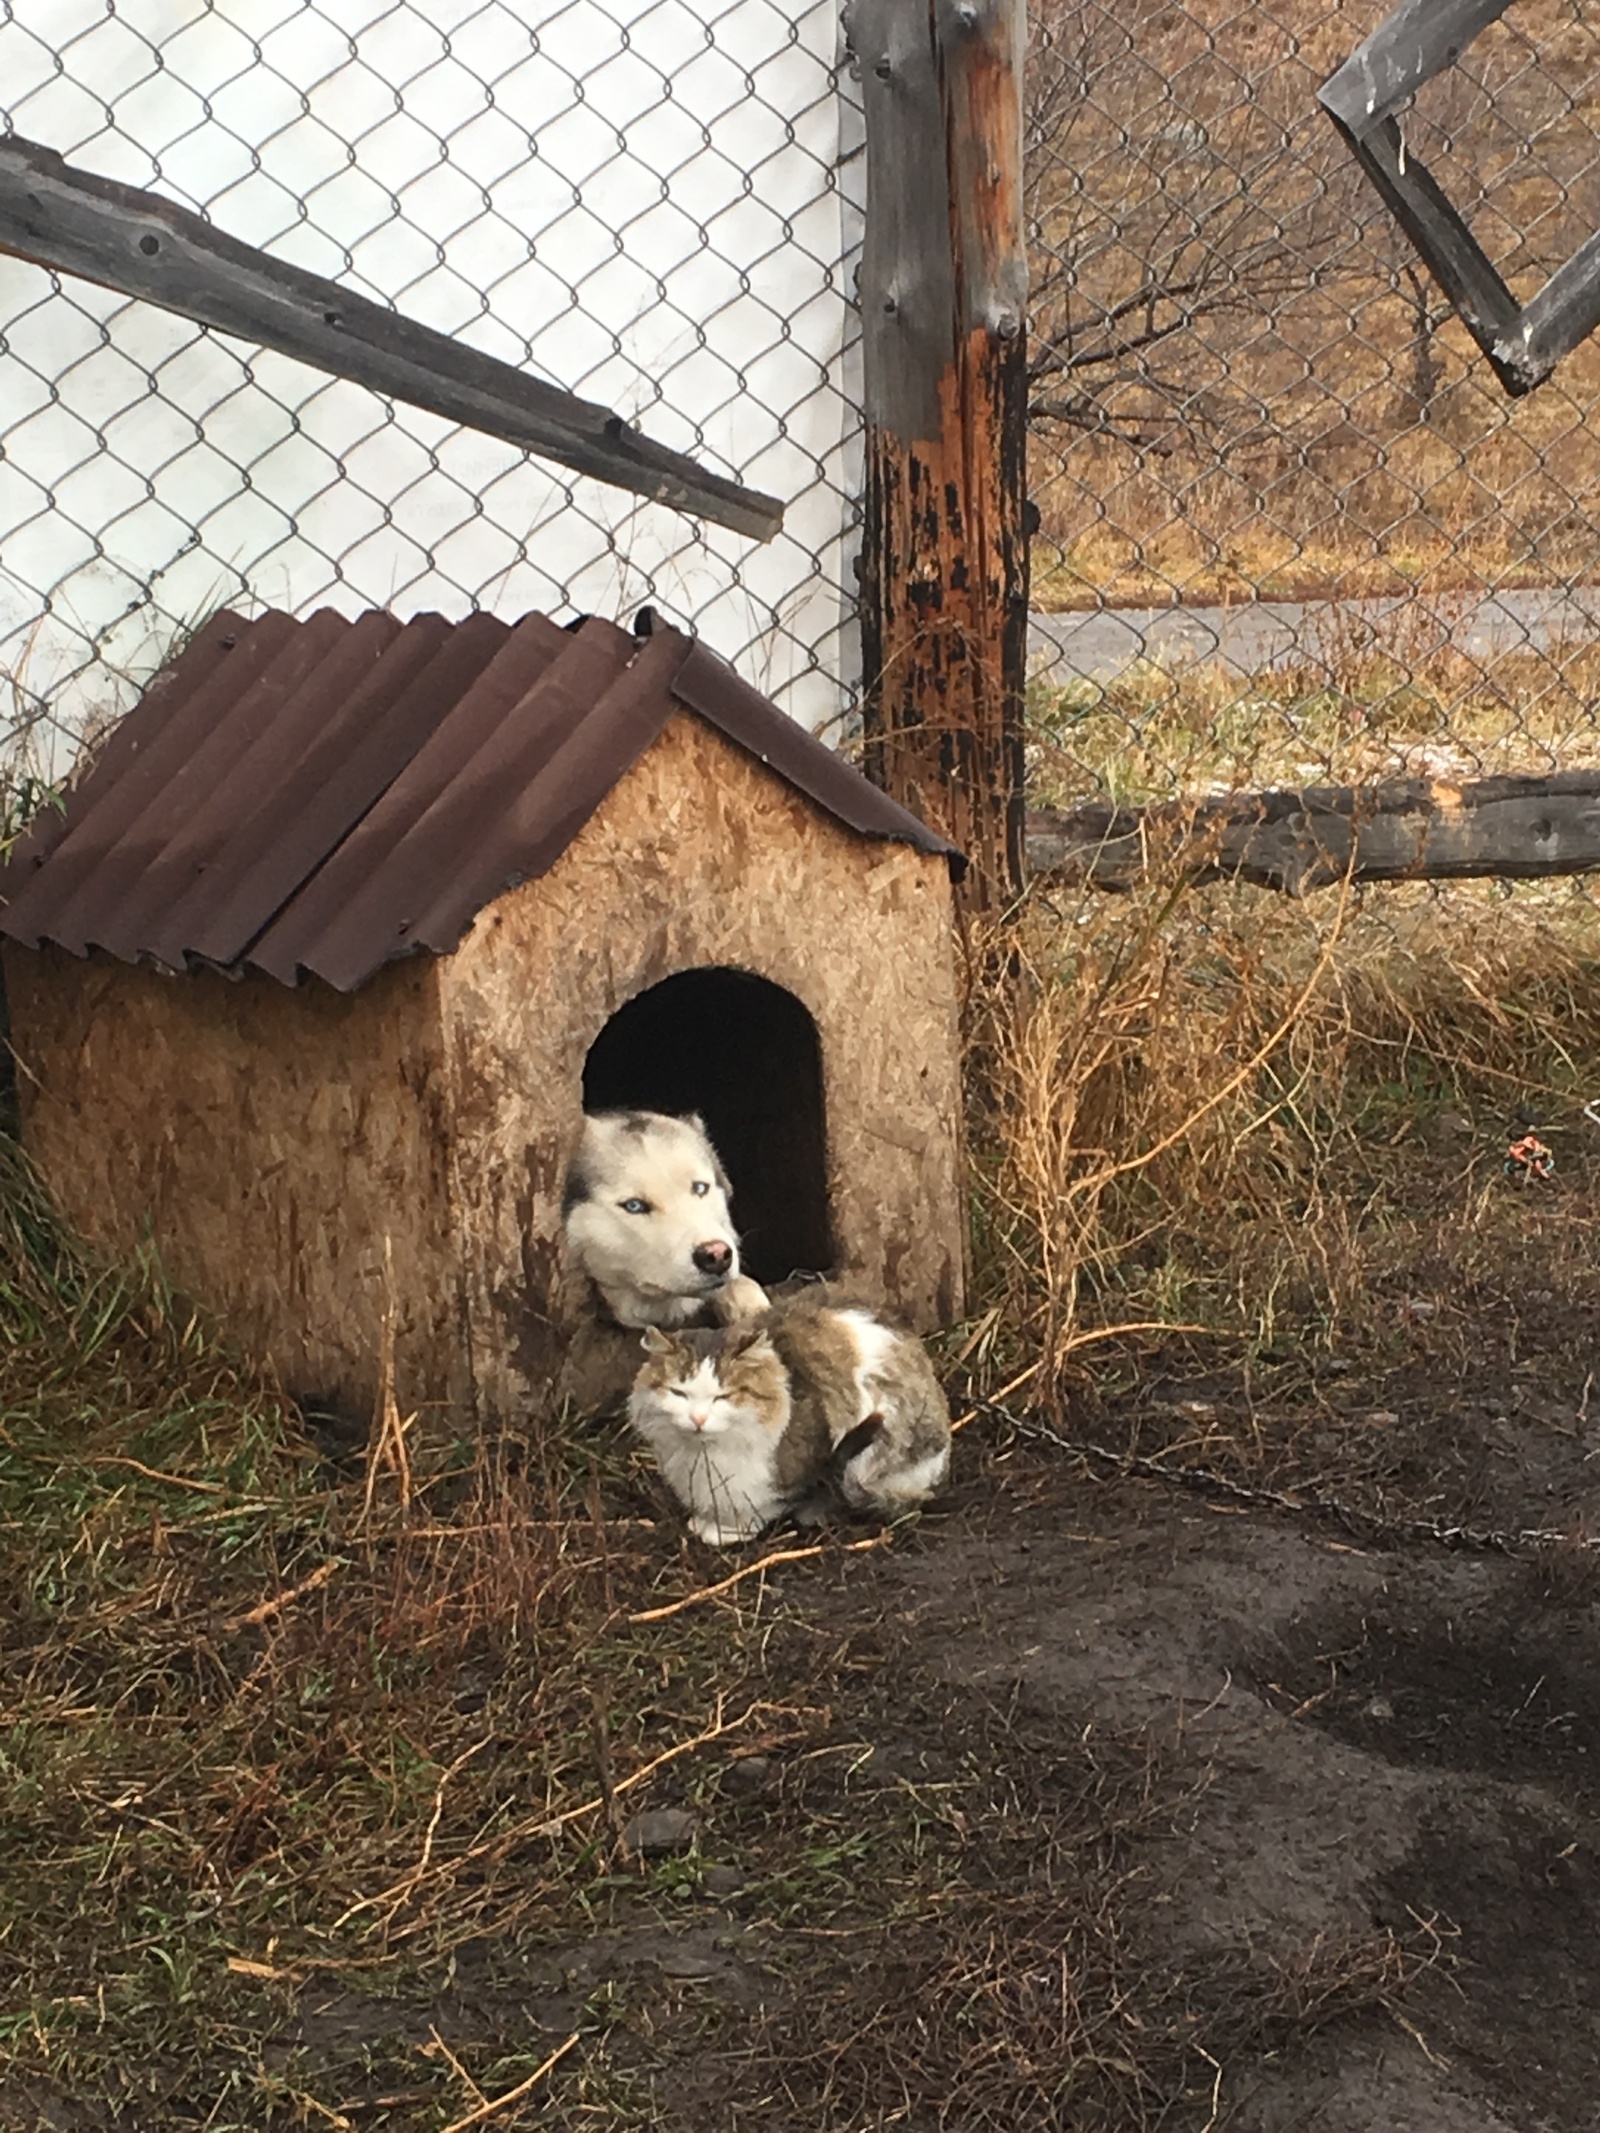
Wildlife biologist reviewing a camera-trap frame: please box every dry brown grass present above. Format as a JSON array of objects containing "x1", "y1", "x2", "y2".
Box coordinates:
[
  {"x1": 961, "y1": 863, "x2": 1600, "y2": 1421},
  {"x1": 0, "y1": 1066, "x2": 1457, "y2": 2129}
]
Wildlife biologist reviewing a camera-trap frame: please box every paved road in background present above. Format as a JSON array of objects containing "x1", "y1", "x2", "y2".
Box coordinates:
[{"x1": 1028, "y1": 584, "x2": 1600, "y2": 681}]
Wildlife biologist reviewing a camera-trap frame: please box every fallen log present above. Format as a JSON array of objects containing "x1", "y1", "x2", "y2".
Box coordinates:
[{"x1": 1025, "y1": 770, "x2": 1600, "y2": 894}]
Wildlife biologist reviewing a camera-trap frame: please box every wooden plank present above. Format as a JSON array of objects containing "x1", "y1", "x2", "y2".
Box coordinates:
[
  {"x1": 1317, "y1": 0, "x2": 1600, "y2": 398},
  {"x1": 1506, "y1": 224, "x2": 1600, "y2": 385},
  {"x1": 1347, "y1": 119, "x2": 1524, "y2": 377},
  {"x1": 1026, "y1": 773, "x2": 1600, "y2": 894},
  {"x1": 0, "y1": 133, "x2": 783, "y2": 542},
  {"x1": 1318, "y1": 0, "x2": 1513, "y2": 134},
  {"x1": 854, "y1": 0, "x2": 1029, "y2": 913}
]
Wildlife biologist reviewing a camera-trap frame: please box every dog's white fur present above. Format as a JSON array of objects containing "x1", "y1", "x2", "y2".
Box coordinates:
[{"x1": 563, "y1": 1109, "x2": 764, "y2": 1330}]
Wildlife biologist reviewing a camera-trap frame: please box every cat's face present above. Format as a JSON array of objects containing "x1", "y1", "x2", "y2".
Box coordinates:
[{"x1": 634, "y1": 1326, "x2": 785, "y2": 1437}]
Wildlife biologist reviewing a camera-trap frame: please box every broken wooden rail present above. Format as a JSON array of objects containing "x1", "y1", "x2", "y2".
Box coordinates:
[
  {"x1": 0, "y1": 132, "x2": 783, "y2": 541},
  {"x1": 1025, "y1": 771, "x2": 1600, "y2": 894}
]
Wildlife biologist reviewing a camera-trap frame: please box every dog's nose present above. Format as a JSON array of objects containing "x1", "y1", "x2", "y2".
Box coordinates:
[{"x1": 692, "y1": 1240, "x2": 733, "y2": 1277}]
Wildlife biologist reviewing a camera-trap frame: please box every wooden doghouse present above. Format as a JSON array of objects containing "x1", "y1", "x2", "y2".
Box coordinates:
[{"x1": 0, "y1": 607, "x2": 966, "y2": 1426}]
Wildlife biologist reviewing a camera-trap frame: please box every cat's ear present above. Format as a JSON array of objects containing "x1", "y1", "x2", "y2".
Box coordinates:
[
  {"x1": 639, "y1": 1326, "x2": 671, "y2": 1355},
  {"x1": 725, "y1": 1324, "x2": 770, "y2": 1357}
]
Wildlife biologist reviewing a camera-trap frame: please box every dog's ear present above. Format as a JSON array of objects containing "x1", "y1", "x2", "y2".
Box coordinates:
[
  {"x1": 679, "y1": 1110, "x2": 707, "y2": 1135},
  {"x1": 639, "y1": 1326, "x2": 671, "y2": 1355}
]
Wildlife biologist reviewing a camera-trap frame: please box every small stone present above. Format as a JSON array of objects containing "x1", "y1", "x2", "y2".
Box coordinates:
[
  {"x1": 701, "y1": 1864, "x2": 748, "y2": 1898},
  {"x1": 1363, "y1": 1409, "x2": 1401, "y2": 1428},
  {"x1": 1404, "y1": 1298, "x2": 1438, "y2": 1321},
  {"x1": 622, "y1": 1808, "x2": 700, "y2": 1858},
  {"x1": 1364, "y1": 1696, "x2": 1394, "y2": 1721},
  {"x1": 723, "y1": 1755, "x2": 774, "y2": 1796}
]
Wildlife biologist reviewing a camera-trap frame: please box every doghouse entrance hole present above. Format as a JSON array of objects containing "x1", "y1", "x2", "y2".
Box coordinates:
[{"x1": 581, "y1": 968, "x2": 833, "y2": 1286}]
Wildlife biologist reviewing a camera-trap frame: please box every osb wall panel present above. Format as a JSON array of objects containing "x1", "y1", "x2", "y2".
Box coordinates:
[
  {"x1": 441, "y1": 708, "x2": 965, "y2": 1418},
  {"x1": 4, "y1": 944, "x2": 467, "y2": 1423}
]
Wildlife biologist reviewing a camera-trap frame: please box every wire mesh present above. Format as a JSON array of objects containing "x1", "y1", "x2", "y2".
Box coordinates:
[
  {"x1": 1024, "y1": 0, "x2": 1600, "y2": 832},
  {"x1": 9, "y1": 0, "x2": 1600, "y2": 859},
  {"x1": 0, "y1": 0, "x2": 863, "y2": 797}
]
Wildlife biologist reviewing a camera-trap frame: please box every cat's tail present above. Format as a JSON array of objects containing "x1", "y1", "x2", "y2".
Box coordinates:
[
  {"x1": 830, "y1": 1412, "x2": 885, "y2": 1472},
  {"x1": 835, "y1": 1405, "x2": 950, "y2": 1517}
]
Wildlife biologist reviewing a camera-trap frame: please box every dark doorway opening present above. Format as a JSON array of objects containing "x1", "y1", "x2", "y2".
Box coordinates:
[{"x1": 582, "y1": 967, "x2": 834, "y2": 1286}]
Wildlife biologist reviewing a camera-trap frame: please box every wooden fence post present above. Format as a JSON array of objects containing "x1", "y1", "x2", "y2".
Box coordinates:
[{"x1": 852, "y1": 0, "x2": 1030, "y2": 913}]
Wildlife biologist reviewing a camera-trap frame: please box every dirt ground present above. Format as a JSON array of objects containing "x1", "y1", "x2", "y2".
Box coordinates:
[
  {"x1": 267, "y1": 1291, "x2": 1600, "y2": 2131},
  {"x1": 7, "y1": 1208, "x2": 1600, "y2": 2130}
]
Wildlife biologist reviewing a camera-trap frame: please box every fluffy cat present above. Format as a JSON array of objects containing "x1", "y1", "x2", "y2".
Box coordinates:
[
  {"x1": 629, "y1": 1321, "x2": 818, "y2": 1545},
  {"x1": 627, "y1": 1293, "x2": 951, "y2": 1545}
]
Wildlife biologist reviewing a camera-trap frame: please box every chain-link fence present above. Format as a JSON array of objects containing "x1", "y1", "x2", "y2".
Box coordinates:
[
  {"x1": 10, "y1": 0, "x2": 1600, "y2": 836},
  {"x1": 0, "y1": 0, "x2": 863, "y2": 786},
  {"x1": 1024, "y1": 0, "x2": 1600, "y2": 821}
]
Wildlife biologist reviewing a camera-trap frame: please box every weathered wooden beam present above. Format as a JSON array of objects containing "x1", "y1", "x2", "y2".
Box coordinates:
[
  {"x1": 1027, "y1": 772, "x2": 1600, "y2": 894},
  {"x1": 853, "y1": 0, "x2": 1029, "y2": 913},
  {"x1": 0, "y1": 133, "x2": 783, "y2": 542},
  {"x1": 1319, "y1": 0, "x2": 1600, "y2": 396}
]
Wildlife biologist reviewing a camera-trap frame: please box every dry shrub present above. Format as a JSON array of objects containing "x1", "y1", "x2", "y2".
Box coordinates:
[{"x1": 964, "y1": 865, "x2": 1600, "y2": 1400}]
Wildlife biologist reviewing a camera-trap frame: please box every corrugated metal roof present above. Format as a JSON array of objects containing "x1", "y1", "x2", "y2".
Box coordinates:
[{"x1": 0, "y1": 608, "x2": 962, "y2": 993}]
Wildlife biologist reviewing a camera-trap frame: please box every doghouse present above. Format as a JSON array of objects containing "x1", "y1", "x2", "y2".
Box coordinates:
[{"x1": 0, "y1": 607, "x2": 967, "y2": 1426}]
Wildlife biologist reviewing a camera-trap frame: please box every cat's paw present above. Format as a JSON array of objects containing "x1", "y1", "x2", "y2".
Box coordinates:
[{"x1": 689, "y1": 1512, "x2": 762, "y2": 1547}]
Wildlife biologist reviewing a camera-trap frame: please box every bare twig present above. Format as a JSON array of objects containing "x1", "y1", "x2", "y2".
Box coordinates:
[
  {"x1": 337, "y1": 1698, "x2": 779, "y2": 1934},
  {"x1": 86, "y1": 1457, "x2": 223, "y2": 1494},
  {"x1": 437, "y1": 2033, "x2": 580, "y2": 2132},
  {"x1": 227, "y1": 1558, "x2": 342, "y2": 1631},
  {"x1": 427, "y1": 2026, "x2": 488, "y2": 2110},
  {"x1": 628, "y1": 1532, "x2": 893, "y2": 1624}
]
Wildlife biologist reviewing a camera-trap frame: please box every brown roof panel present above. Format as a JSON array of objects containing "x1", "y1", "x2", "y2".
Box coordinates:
[
  {"x1": 1, "y1": 611, "x2": 304, "y2": 949},
  {"x1": 0, "y1": 606, "x2": 963, "y2": 991},
  {"x1": 159, "y1": 611, "x2": 467, "y2": 970},
  {"x1": 4, "y1": 609, "x2": 253, "y2": 880},
  {"x1": 172, "y1": 612, "x2": 518, "y2": 972},
  {"x1": 56, "y1": 609, "x2": 359, "y2": 964},
  {"x1": 248, "y1": 612, "x2": 613, "y2": 987},
  {"x1": 402, "y1": 623, "x2": 693, "y2": 971},
  {"x1": 92, "y1": 611, "x2": 406, "y2": 967}
]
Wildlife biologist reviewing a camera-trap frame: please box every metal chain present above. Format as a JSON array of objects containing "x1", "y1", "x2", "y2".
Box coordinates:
[{"x1": 968, "y1": 1393, "x2": 1598, "y2": 1558}]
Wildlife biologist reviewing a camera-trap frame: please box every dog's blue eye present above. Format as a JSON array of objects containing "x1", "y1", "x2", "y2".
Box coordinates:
[
  {"x1": 620, "y1": 1197, "x2": 651, "y2": 1215},
  {"x1": 691, "y1": 1180, "x2": 710, "y2": 1197}
]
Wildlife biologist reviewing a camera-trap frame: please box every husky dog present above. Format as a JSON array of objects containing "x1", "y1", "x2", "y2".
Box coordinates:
[
  {"x1": 628, "y1": 1292, "x2": 951, "y2": 1545},
  {"x1": 562, "y1": 1109, "x2": 768, "y2": 1331}
]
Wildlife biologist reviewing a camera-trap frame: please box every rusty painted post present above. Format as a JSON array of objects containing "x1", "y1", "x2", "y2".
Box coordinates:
[{"x1": 851, "y1": 0, "x2": 1029, "y2": 913}]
